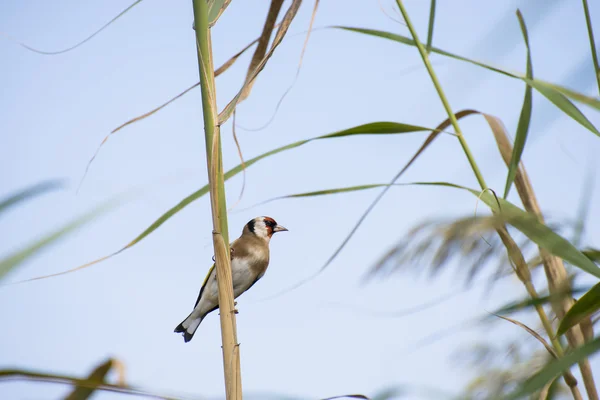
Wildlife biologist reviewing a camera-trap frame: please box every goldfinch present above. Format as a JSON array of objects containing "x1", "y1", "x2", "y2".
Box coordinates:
[{"x1": 174, "y1": 216, "x2": 288, "y2": 342}]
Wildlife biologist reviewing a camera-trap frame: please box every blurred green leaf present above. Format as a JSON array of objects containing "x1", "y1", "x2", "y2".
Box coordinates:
[
  {"x1": 492, "y1": 286, "x2": 591, "y2": 316},
  {"x1": 364, "y1": 180, "x2": 600, "y2": 279},
  {"x1": 583, "y1": 248, "x2": 600, "y2": 262},
  {"x1": 415, "y1": 181, "x2": 600, "y2": 279},
  {"x1": 0, "y1": 366, "x2": 175, "y2": 399},
  {"x1": 335, "y1": 26, "x2": 600, "y2": 134},
  {"x1": 557, "y1": 282, "x2": 600, "y2": 336},
  {"x1": 505, "y1": 334, "x2": 600, "y2": 399},
  {"x1": 572, "y1": 169, "x2": 595, "y2": 247},
  {"x1": 542, "y1": 80, "x2": 600, "y2": 109},
  {"x1": 64, "y1": 359, "x2": 114, "y2": 400},
  {"x1": 0, "y1": 180, "x2": 63, "y2": 216},
  {"x1": 372, "y1": 387, "x2": 405, "y2": 400},
  {"x1": 504, "y1": 10, "x2": 532, "y2": 199},
  {"x1": 0, "y1": 198, "x2": 119, "y2": 282},
  {"x1": 524, "y1": 78, "x2": 600, "y2": 135}
]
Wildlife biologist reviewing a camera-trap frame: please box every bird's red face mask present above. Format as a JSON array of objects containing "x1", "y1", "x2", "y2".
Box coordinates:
[{"x1": 263, "y1": 217, "x2": 288, "y2": 238}]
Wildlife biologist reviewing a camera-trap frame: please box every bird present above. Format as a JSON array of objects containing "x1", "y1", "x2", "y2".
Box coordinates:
[{"x1": 174, "y1": 216, "x2": 288, "y2": 342}]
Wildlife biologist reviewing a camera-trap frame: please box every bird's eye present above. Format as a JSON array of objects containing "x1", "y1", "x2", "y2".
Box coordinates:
[{"x1": 265, "y1": 219, "x2": 276, "y2": 227}]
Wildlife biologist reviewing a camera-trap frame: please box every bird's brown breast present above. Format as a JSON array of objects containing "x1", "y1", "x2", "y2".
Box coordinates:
[{"x1": 231, "y1": 235, "x2": 270, "y2": 277}]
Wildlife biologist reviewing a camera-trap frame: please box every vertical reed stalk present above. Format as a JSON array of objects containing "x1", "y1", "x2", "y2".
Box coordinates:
[
  {"x1": 191, "y1": 1, "x2": 242, "y2": 399},
  {"x1": 394, "y1": 1, "x2": 485, "y2": 193}
]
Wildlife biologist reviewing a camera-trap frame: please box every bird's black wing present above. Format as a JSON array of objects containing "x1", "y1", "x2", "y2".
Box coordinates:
[{"x1": 193, "y1": 264, "x2": 215, "y2": 308}]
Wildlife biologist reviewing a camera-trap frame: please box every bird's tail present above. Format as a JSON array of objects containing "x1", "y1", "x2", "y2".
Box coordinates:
[{"x1": 174, "y1": 313, "x2": 204, "y2": 343}]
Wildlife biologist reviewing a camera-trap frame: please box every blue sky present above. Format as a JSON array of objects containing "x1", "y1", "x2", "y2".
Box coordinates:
[{"x1": 1, "y1": 0, "x2": 600, "y2": 399}]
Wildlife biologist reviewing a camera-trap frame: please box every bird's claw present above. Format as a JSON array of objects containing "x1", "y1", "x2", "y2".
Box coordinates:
[{"x1": 211, "y1": 248, "x2": 234, "y2": 262}]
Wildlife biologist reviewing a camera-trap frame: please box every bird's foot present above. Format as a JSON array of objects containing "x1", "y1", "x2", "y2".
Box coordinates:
[{"x1": 211, "y1": 248, "x2": 234, "y2": 262}]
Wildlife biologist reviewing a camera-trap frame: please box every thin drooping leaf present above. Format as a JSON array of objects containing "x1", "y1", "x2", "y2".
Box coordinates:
[
  {"x1": 319, "y1": 395, "x2": 370, "y2": 400},
  {"x1": 77, "y1": 83, "x2": 199, "y2": 193},
  {"x1": 239, "y1": 0, "x2": 285, "y2": 102},
  {"x1": 334, "y1": 27, "x2": 519, "y2": 76},
  {"x1": 207, "y1": 0, "x2": 233, "y2": 27},
  {"x1": 335, "y1": 26, "x2": 600, "y2": 132},
  {"x1": 218, "y1": 0, "x2": 302, "y2": 125},
  {"x1": 494, "y1": 314, "x2": 558, "y2": 358},
  {"x1": 327, "y1": 291, "x2": 457, "y2": 319},
  {"x1": 227, "y1": 110, "x2": 248, "y2": 212},
  {"x1": 243, "y1": 183, "x2": 403, "y2": 209},
  {"x1": 557, "y1": 282, "x2": 600, "y2": 336},
  {"x1": 0, "y1": 180, "x2": 63, "y2": 216},
  {"x1": 77, "y1": 31, "x2": 264, "y2": 192},
  {"x1": 1, "y1": 0, "x2": 144, "y2": 55},
  {"x1": 505, "y1": 335, "x2": 600, "y2": 399},
  {"x1": 0, "y1": 368, "x2": 174, "y2": 399},
  {"x1": 278, "y1": 184, "x2": 393, "y2": 198},
  {"x1": 534, "y1": 79, "x2": 600, "y2": 110},
  {"x1": 503, "y1": 10, "x2": 533, "y2": 199},
  {"x1": 0, "y1": 197, "x2": 120, "y2": 282},
  {"x1": 409, "y1": 181, "x2": 600, "y2": 279},
  {"x1": 64, "y1": 359, "x2": 115, "y2": 400},
  {"x1": 240, "y1": 0, "x2": 319, "y2": 132},
  {"x1": 20, "y1": 122, "x2": 430, "y2": 282},
  {"x1": 495, "y1": 316, "x2": 582, "y2": 400}
]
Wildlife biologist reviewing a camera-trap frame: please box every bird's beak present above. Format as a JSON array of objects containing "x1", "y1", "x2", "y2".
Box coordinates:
[{"x1": 273, "y1": 225, "x2": 288, "y2": 233}]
